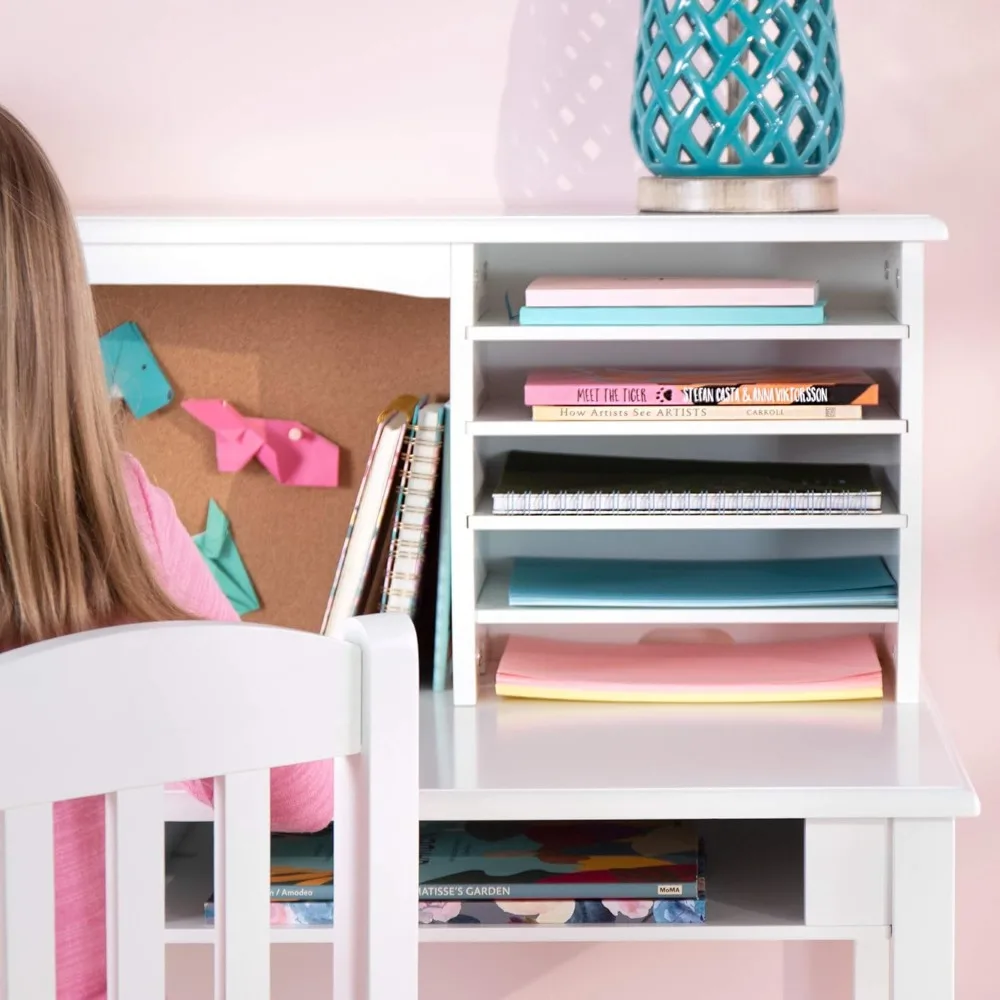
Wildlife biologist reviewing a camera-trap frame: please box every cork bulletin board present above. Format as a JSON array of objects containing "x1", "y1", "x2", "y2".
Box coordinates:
[{"x1": 92, "y1": 286, "x2": 450, "y2": 633}]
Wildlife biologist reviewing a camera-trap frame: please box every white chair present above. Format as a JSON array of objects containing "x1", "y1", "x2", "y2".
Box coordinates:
[{"x1": 0, "y1": 613, "x2": 419, "y2": 1000}]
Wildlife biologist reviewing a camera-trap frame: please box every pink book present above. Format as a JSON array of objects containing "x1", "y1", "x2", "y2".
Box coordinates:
[
  {"x1": 524, "y1": 276, "x2": 819, "y2": 308},
  {"x1": 523, "y1": 368, "x2": 879, "y2": 407},
  {"x1": 495, "y1": 634, "x2": 883, "y2": 704}
]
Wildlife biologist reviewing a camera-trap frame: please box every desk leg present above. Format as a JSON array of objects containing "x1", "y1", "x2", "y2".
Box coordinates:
[
  {"x1": 891, "y1": 819, "x2": 955, "y2": 1000},
  {"x1": 854, "y1": 940, "x2": 890, "y2": 1000}
]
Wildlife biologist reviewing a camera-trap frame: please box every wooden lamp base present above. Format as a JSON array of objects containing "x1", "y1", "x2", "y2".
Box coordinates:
[{"x1": 637, "y1": 175, "x2": 838, "y2": 214}]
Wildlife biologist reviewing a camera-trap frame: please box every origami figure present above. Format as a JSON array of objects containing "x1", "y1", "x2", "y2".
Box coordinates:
[
  {"x1": 192, "y1": 499, "x2": 260, "y2": 617},
  {"x1": 182, "y1": 399, "x2": 340, "y2": 488},
  {"x1": 99, "y1": 321, "x2": 174, "y2": 418}
]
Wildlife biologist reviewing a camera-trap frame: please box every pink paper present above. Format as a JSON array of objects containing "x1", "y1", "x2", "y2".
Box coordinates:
[
  {"x1": 496, "y1": 634, "x2": 883, "y2": 701},
  {"x1": 524, "y1": 276, "x2": 819, "y2": 308},
  {"x1": 182, "y1": 399, "x2": 340, "y2": 487}
]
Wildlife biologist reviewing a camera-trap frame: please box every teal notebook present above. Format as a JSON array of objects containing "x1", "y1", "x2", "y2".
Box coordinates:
[
  {"x1": 508, "y1": 556, "x2": 898, "y2": 608},
  {"x1": 431, "y1": 403, "x2": 452, "y2": 692},
  {"x1": 518, "y1": 302, "x2": 826, "y2": 327}
]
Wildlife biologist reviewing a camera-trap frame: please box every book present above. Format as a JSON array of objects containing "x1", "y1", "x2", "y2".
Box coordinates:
[
  {"x1": 380, "y1": 401, "x2": 446, "y2": 618},
  {"x1": 531, "y1": 404, "x2": 863, "y2": 421},
  {"x1": 524, "y1": 275, "x2": 819, "y2": 308},
  {"x1": 518, "y1": 302, "x2": 826, "y2": 326},
  {"x1": 419, "y1": 820, "x2": 703, "y2": 900},
  {"x1": 204, "y1": 895, "x2": 706, "y2": 927},
  {"x1": 431, "y1": 403, "x2": 453, "y2": 692},
  {"x1": 495, "y1": 633, "x2": 884, "y2": 703},
  {"x1": 321, "y1": 403, "x2": 410, "y2": 634},
  {"x1": 507, "y1": 555, "x2": 898, "y2": 608},
  {"x1": 524, "y1": 368, "x2": 879, "y2": 407},
  {"x1": 492, "y1": 451, "x2": 883, "y2": 515}
]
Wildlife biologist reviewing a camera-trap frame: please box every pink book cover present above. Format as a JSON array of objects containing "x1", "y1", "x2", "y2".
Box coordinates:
[
  {"x1": 495, "y1": 634, "x2": 883, "y2": 702},
  {"x1": 524, "y1": 276, "x2": 819, "y2": 308},
  {"x1": 523, "y1": 368, "x2": 879, "y2": 407}
]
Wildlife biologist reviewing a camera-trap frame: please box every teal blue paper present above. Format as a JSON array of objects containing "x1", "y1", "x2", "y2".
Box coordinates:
[
  {"x1": 99, "y1": 322, "x2": 174, "y2": 418},
  {"x1": 518, "y1": 302, "x2": 826, "y2": 327},
  {"x1": 509, "y1": 556, "x2": 897, "y2": 608},
  {"x1": 192, "y1": 500, "x2": 261, "y2": 617}
]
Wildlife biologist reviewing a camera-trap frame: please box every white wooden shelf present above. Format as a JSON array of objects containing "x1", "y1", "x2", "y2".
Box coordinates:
[
  {"x1": 416, "y1": 691, "x2": 978, "y2": 822},
  {"x1": 474, "y1": 571, "x2": 899, "y2": 626},
  {"x1": 469, "y1": 499, "x2": 906, "y2": 532},
  {"x1": 470, "y1": 402, "x2": 906, "y2": 437},
  {"x1": 469, "y1": 309, "x2": 908, "y2": 343},
  {"x1": 164, "y1": 819, "x2": 888, "y2": 946}
]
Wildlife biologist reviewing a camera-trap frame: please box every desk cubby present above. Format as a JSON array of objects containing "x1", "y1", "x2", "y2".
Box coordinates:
[{"x1": 79, "y1": 213, "x2": 976, "y2": 999}]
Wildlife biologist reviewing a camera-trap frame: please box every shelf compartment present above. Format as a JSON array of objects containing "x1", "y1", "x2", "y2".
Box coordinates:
[
  {"x1": 470, "y1": 309, "x2": 907, "y2": 343},
  {"x1": 475, "y1": 570, "x2": 900, "y2": 626},
  {"x1": 469, "y1": 499, "x2": 906, "y2": 532},
  {"x1": 165, "y1": 820, "x2": 889, "y2": 945},
  {"x1": 470, "y1": 401, "x2": 906, "y2": 438}
]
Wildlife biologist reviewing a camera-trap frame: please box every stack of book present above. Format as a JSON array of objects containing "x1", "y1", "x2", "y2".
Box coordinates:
[
  {"x1": 524, "y1": 367, "x2": 880, "y2": 424},
  {"x1": 203, "y1": 821, "x2": 707, "y2": 928},
  {"x1": 518, "y1": 275, "x2": 826, "y2": 327},
  {"x1": 319, "y1": 395, "x2": 453, "y2": 691}
]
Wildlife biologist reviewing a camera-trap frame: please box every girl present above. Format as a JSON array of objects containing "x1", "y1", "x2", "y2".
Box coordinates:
[{"x1": 0, "y1": 105, "x2": 333, "y2": 998}]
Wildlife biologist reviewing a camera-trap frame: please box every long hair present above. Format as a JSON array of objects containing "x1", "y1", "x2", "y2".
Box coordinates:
[{"x1": 0, "y1": 105, "x2": 187, "y2": 646}]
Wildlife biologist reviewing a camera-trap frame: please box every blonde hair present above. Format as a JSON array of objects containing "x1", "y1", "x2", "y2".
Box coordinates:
[{"x1": 0, "y1": 105, "x2": 187, "y2": 646}]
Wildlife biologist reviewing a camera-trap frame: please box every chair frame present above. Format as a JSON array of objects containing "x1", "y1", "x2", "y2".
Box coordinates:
[{"x1": 0, "y1": 613, "x2": 419, "y2": 1000}]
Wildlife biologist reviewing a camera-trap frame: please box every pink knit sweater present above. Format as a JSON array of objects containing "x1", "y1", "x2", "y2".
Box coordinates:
[{"x1": 53, "y1": 456, "x2": 333, "y2": 999}]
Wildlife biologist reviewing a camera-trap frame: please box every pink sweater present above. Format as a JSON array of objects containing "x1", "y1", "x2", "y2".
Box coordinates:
[{"x1": 54, "y1": 456, "x2": 333, "y2": 999}]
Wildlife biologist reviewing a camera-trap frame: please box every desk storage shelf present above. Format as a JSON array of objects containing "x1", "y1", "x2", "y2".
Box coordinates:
[{"x1": 79, "y1": 213, "x2": 977, "y2": 1000}]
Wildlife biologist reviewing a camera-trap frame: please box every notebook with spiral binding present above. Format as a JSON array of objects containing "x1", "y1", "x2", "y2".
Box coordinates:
[
  {"x1": 492, "y1": 451, "x2": 882, "y2": 515},
  {"x1": 380, "y1": 401, "x2": 446, "y2": 618}
]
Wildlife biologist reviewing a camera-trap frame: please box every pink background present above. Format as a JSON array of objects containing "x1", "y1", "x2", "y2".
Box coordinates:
[{"x1": 4, "y1": 1, "x2": 996, "y2": 996}]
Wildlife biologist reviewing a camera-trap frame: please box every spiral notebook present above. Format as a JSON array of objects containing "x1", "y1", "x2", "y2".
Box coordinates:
[
  {"x1": 380, "y1": 401, "x2": 446, "y2": 617},
  {"x1": 492, "y1": 451, "x2": 882, "y2": 515}
]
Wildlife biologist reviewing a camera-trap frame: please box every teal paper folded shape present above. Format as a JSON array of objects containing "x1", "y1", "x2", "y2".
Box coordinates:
[
  {"x1": 192, "y1": 500, "x2": 260, "y2": 617},
  {"x1": 99, "y1": 321, "x2": 174, "y2": 418}
]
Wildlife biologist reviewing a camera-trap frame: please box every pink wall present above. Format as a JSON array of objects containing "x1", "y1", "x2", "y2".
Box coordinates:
[{"x1": 6, "y1": 1, "x2": 998, "y2": 997}]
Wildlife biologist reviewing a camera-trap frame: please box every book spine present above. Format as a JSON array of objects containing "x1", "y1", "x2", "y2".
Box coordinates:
[
  {"x1": 270, "y1": 885, "x2": 334, "y2": 901},
  {"x1": 206, "y1": 897, "x2": 706, "y2": 926},
  {"x1": 518, "y1": 302, "x2": 826, "y2": 327},
  {"x1": 418, "y1": 879, "x2": 701, "y2": 901},
  {"x1": 525, "y1": 284, "x2": 817, "y2": 308},
  {"x1": 531, "y1": 404, "x2": 862, "y2": 421},
  {"x1": 524, "y1": 382, "x2": 877, "y2": 407}
]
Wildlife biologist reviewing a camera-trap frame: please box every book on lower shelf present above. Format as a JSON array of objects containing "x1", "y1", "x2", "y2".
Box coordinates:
[
  {"x1": 492, "y1": 451, "x2": 884, "y2": 515},
  {"x1": 202, "y1": 821, "x2": 708, "y2": 928}
]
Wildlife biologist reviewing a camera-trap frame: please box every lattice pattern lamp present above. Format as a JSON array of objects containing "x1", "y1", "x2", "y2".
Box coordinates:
[{"x1": 631, "y1": 0, "x2": 845, "y2": 212}]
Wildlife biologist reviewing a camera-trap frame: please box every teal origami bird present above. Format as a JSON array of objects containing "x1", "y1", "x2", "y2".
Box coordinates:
[{"x1": 192, "y1": 500, "x2": 260, "y2": 617}]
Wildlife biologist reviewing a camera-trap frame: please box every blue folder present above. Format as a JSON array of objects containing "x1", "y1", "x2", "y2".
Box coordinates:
[
  {"x1": 518, "y1": 302, "x2": 826, "y2": 327},
  {"x1": 508, "y1": 556, "x2": 897, "y2": 608}
]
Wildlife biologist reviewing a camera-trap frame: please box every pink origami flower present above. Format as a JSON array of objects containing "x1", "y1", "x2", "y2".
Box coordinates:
[{"x1": 182, "y1": 398, "x2": 340, "y2": 487}]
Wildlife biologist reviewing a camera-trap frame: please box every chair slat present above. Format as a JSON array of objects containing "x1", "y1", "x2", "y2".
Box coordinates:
[
  {"x1": 105, "y1": 787, "x2": 165, "y2": 1000},
  {"x1": 0, "y1": 804, "x2": 57, "y2": 1000},
  {"x1": 213, "y1": 771, "x2": 270, "y2": 1000}
]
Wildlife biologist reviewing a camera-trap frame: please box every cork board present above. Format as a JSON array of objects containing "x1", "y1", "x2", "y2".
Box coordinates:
[{"x1": 92, "y1": 286, "x2": 450, "y2": 632}]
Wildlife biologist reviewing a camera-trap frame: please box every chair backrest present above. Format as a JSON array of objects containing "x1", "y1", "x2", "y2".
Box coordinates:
[{"x1": 0, "y1": 613, "x2": 420, "y2": 1000}]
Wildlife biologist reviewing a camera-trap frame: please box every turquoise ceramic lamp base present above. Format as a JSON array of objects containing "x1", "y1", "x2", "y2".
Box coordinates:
[{"x1": 631, "y1": 0, "x2": 845, "y2": 214}]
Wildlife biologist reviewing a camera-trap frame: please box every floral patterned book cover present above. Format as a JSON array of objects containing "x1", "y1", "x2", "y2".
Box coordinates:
[
  {"x1": 419, "y1": 820, "x2": 704, "y2": 900},
  {"x1": 204, "y1": 896, "x2": 706, "y2": 927}
]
